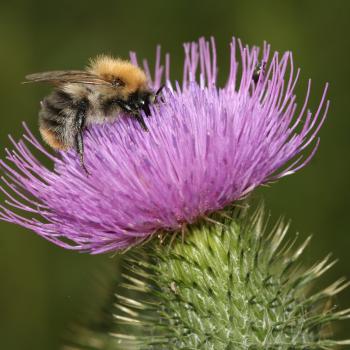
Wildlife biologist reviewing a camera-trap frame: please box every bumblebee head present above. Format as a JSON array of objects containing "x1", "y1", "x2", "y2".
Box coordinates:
[{"x1": 127, "y1": 85, "x2": 165, "y2": 116}]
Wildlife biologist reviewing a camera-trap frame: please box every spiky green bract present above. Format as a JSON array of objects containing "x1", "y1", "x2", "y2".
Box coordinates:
[{"x1": 65, "y1": 207, "x2": 350, "y2": 350}]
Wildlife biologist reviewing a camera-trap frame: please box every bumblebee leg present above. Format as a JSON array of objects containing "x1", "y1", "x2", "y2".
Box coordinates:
[
  {"x1": 142, "y1": 102, "x2": 151, "y2": 117},
  {"x1": 134, "y1": 113, "x2": 148, "y2": 131},
  {"x1": 74, "y1": 105, "x2": 90, "y2": 176},
  {"x1": 117, "y1": 101, "x2": 149, "y2": 131},
  {"x1": 75, "y1": 129, "x2": 90, "y2": 176}
]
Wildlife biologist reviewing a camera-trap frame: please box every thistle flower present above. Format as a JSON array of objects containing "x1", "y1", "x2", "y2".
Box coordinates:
[{"x1": 0, "y1": 37, "x2": 328, "y2": 253}]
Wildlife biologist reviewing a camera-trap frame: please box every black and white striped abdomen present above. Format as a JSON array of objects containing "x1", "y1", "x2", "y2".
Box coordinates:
[{"x1": 39, "y1": 89, "x2": 83, "y2": 150}]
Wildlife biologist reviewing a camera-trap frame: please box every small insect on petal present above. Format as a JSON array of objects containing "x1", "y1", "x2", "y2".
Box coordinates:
[{"x1": 252, "y1": 61, "x2": 266, "y2": 84}]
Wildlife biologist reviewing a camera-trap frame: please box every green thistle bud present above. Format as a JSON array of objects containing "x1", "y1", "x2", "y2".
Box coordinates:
[{"x1": 65, "y1": 206, "x2": 349, "y2": 350}]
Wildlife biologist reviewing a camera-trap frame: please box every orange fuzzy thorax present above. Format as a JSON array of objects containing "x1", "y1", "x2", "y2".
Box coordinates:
[{"x1": 88, "y1": 55, "x2": 148, "y2": 95}]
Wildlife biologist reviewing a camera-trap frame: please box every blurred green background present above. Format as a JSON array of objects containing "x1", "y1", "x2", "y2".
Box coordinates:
[{"x1": 0, "y1": 0, "x2": 349, "y2": 349}]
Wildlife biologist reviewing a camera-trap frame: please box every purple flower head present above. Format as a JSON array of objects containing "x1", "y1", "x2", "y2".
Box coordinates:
[{"x1": 0, "y1": 37, "x2": 328, "y2": 253}]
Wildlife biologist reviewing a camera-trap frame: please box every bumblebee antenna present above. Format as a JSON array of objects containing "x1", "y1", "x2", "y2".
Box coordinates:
[{"x1": 155, "y1": 85, "x2": 165, "y2": 98}]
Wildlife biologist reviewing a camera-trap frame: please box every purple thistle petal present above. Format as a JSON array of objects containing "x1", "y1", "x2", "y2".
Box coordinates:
[{"x1": 0, "y1": 37, "x2": 328, "y2": 253}]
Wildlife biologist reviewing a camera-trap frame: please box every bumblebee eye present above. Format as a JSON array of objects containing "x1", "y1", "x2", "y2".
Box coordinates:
[{"x1": 111, "y1": 78, "x2": 125, "y2": 88}]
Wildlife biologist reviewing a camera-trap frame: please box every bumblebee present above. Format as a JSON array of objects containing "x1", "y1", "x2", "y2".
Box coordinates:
[{"x1": 25, "y1": 55, "x2": 162, "y2": 174}]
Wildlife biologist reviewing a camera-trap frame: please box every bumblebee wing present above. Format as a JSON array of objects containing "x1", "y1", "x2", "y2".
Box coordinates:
[{"x1": 24, "y1": 70, "x2": 111, "y2": 86}]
